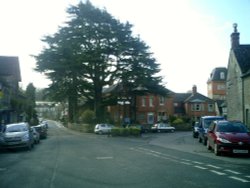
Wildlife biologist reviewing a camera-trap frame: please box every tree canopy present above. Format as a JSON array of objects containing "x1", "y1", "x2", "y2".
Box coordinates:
[{"x1": 35, "y1": 1, "x2": 166, "y2": 122}]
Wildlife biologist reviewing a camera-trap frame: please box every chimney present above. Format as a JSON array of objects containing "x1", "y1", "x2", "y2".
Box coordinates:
[
  {"x1": 231, "y1": 23, "x2": 240, "y2": 49},
  {"x1": 192, "y1": 85, "x2": 197, "y2": 94}
]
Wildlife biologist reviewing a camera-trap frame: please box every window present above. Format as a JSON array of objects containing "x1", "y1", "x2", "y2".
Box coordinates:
[
  {"x1": 217, "y1": 84, "x2": 225, "y2": 90},
  {"x1": 141, "y1": 97, "x2": 146, "y2": 107},
  {"x1": 159, "y1": 96, "x2": 165, "y2": 105},
  {"x1": 149, "y1": 96, "x2": 154, "y2": 107},
  {"x1": 208, "y1": 104, "x2": 214, "y2": 112},
  {"x1": 192, "y1": 104, "x2": 203, "y2": 111},
  {"x1": 220, "y1": 72, "x2": 225, "y2": 79}
]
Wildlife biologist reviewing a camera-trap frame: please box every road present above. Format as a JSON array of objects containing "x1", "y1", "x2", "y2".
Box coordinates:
[{"x1": 0, "y1": 120, "x2": 249, "y2": 188}]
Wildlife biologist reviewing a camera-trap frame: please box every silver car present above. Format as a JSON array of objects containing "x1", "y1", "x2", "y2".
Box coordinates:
[
  {"x1": 0, "y1": 122, "x2": 35, "y2": 150},
  {"x1": 94, "y1": 124, "x2": 114, "y2": 134}
]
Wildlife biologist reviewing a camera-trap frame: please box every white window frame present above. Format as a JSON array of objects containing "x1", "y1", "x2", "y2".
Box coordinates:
[
  {"x1": 159, "y1": 96, "x2": 165, "y2": 106},
  {"x1": 149, "y1": 96, "x2": 154, "y2": 107},
  {"x1": 141, "y1": 97, "x2": 146, "y2": 107}
]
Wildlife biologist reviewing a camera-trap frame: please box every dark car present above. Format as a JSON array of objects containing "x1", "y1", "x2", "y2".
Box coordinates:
[
  {"x1": 207, "y1": 120, "x2": 250, "y2": 156},
  {"x1": 0, "y1": 122, "x2": 35, "y2": 150},
  {"x1": 192, "y1": 122, "x2": 199, "y2": 138},
  {"x1": 34, "y1": 124, "x2": 47, "y2": 139},
  {"x1": 198, "y1": 116, "x2": 225, "y2": 145}
]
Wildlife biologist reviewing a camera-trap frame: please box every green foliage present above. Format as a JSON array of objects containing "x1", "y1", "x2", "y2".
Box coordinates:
[
  {"x1": 173, "y1": 123, "x2": 192, "y2": 131},
  {"x1": 24, "y1": 83, "x2": 39, "y2": 125},
  {"x1": 34, "y1": 1, "x2": 164, "y2": 123},
  {"x1": 80, "y1": 109, "x2": 95, "y2": 124},
  {"x1": 110, "y1": 127, "x2": 141, "y2": 137},
  {"x1": 172, "y1": 118, "x2": 184, "y2": 125}
]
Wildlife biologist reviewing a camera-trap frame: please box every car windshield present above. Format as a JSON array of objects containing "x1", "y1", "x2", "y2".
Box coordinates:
[
  {"x1": 5, "y1": 124, "x2": 28, "y2": 133},
  {"x1": 204, "y1": 117, "x2": 224, "y2": 128},
  {"x1": 217, "y1": 122, "x2": 248, "y2": 133}
]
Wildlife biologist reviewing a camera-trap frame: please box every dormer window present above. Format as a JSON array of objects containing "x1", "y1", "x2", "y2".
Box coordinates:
[{"x1": 220, "y1": 72, "x2": 225, "y2": 79}]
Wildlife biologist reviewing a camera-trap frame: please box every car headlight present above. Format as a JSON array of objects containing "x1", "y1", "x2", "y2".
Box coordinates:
[
  {"x1": 22, "y1": 134, "x2": 30, "y2": 141},
  {"x1": 217, "y1": 137, "x2": 231, "y2": 143}
]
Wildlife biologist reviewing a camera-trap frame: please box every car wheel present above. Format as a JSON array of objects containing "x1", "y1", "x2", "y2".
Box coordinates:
[
  {"x1": 171, "y1": 129, "x2": 174, "y2": 133},
  {"x1": 99, "y1": 131, "x2": 103, "y2": 135},
  {"x1": 203, "y1": 138, "x2": 207, "y2": 146},
  {"x1": 27, "y1": 143, "x2": 32, "y2": 151},
  {"x1": 207, "y1": 140, "x2": 211, "y2": 150},
  {"x1": 198, "y1": 137, "x2": 202, "y2": 143},
  {"x1": 157, "y1": 130, "x2": 161, "y2": 133},
  {"x1": 214, "y1": 144, "x2": 220, "y2": 156}
]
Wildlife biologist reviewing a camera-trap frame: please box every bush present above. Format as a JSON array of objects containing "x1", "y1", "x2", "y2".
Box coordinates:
[
  {"x1": 173, "y1": 123, "x2": 192, "y2": 131},
  {"x1": 80, "y1": 110, "x2": 95, "y2": 124},
  {"x1": 110, "y1": 127, "x2": 141, "y2": 137},
  {"x1": 172, "y1": 118, "x2": 184, "y2": 125}
]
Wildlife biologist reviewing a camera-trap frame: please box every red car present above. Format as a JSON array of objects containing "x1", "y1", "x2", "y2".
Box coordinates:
[{"x1": 207, "y1": 120, "x2": 250, "y2": 156}]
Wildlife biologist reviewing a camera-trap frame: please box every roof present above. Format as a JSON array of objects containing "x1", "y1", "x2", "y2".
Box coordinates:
[
  {"x1": 0, "y1": 56, "x2": 21, "y2": 81},
  {"x1": 173, "y1": 93, "x2": 191, "y2": 103},
  {"x1": 207, "y1": 67, "x2": 227, "y2": 82},
  {"x1": 173, "y1": 92, "x2": 214, "y2": 103},
  {"x1": 184, "y1": 93, "x2": 214, "y2": 103},
  {"x1": 233, "y1": 45, "x2": 250, "y2": 75}
]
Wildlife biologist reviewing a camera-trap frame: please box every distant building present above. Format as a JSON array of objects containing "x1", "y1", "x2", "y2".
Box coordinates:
[
  {"x1": 104, "y1": 84, "x2": 216, "y2": 125},
  {"x1": 207, "y1": 67, "x2": 227, "y2": 116},
  {"x1": 0, "y1": 56, "x2": 22, "y2": 124},
  {"x1": 173, "y1": 85, "x2": 216, "y2": 123},
  {"x1": 226, "y1": 24, "x2": 250, "y2": 127}
]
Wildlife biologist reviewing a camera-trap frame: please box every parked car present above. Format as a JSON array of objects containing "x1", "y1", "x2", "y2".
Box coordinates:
[
  {"x1": 151, "y1": 123, "x2": 175, "y2": 133},
  {"x1": 34, "y1": 124, "x2": 47, "y2": 139},
  {"x1": 207, "y1": 120, "x2": 250, "y2": 156},
  {"x1": 41, "y1": 120, "x2": 48, "y2": 129},
  {"x1": 198, "y1": 116, "x2": 225, "y2": 145},
  {"x1": 0, "y1": 122, "x2": 35, "y2": 150},
  {"x1": 94, "y1": 124, "x2": 114, "y2": 134},
  {"x1": 192, "y1": 122, "x2": 199, "y2": 138},
  {"x1": 31, "y1": 127, "x2": 40, "y2": 144}
]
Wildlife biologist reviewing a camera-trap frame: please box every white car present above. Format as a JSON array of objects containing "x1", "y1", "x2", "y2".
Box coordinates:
[
  {"x1": 94, "y1": 124, "x2": 114, "y2": 134},
  {"x1": 151, "y1": 123, "x2": 175, "y2": 133}
]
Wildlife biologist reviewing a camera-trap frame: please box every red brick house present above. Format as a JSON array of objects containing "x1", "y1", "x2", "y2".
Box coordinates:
[{"x1": 104, "y1": 84, "x2": 216, "y2": 125}]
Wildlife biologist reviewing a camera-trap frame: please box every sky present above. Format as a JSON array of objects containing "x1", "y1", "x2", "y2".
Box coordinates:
[{"x1": 0, "y1": 0, "x2": 250, "y2": 96}]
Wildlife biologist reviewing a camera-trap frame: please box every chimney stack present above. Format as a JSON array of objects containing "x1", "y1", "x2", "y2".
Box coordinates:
[
  {"x1": 192, "y1": 85, "x2": 197, "y2": 94},
  {"x1": 231, "y1": 23, "x2": 240, "y2": 49}
]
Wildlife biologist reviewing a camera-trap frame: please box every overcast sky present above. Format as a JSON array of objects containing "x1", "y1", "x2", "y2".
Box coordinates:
[{"x1": 0, "y1": 0, "x2": 250, "y2": 96}]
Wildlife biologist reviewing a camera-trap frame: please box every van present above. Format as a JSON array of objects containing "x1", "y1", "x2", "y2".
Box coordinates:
[{"x1": 198, "y1": 116, "x2": 225, "y2": 145}]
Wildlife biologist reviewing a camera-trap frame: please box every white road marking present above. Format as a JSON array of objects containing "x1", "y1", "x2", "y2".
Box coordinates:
[
  {"x1": 207, "y1": 164, "x2": 221, "y2": 169},
  {"x1": 194, "y1": 165, "x2": 207, "y2": 170},
  {"x1": 210, "y1": 170, "x2": 226, "y2": 176},
  {"x1": 229, "y1": 176, "x2": 250, "y2": 183},
  {"x1": 225, "y1": 169, "x2": 241, "y2": 175},
  {"x1": 96, "y1": 157, "x2": 113, "y2": 160},
  {"x1": 193, "y1": 161, "x2": 204, "y2": 165},
  {"x1": 245, "y1": 175, "x2": 250, "y2": 178}
]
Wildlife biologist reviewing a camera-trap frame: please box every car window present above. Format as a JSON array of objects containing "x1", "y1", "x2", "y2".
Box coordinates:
[
  {"x1": 6, "y1": 124, "x2": 28, "y2": 132},
  {"x1": 217, "y1": 122, "x2": 247, "y2": 133},
  {"x1": 203, "y1": 117, "x2": 224, "y2": 128}
]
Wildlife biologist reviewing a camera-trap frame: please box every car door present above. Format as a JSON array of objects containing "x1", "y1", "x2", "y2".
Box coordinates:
[{"x1": 207, "y1": 123, "x2": 216, "y2": 149}]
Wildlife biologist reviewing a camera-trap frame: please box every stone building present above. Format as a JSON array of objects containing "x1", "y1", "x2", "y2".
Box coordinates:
[{"x1": 226, "y1": 24, "x2": 250, "y2": 127}]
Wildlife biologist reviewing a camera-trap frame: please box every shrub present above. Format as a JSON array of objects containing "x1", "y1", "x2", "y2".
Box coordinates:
[
  {"x1": 110, "y1": 127, "x2": 141, "y2": 137},
  {"x1": 172, "y1": 118, "x2": 184, "y2": 125},
  {"x1": 80, "y1": 109, "x2": 95, "y2": 124}
]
